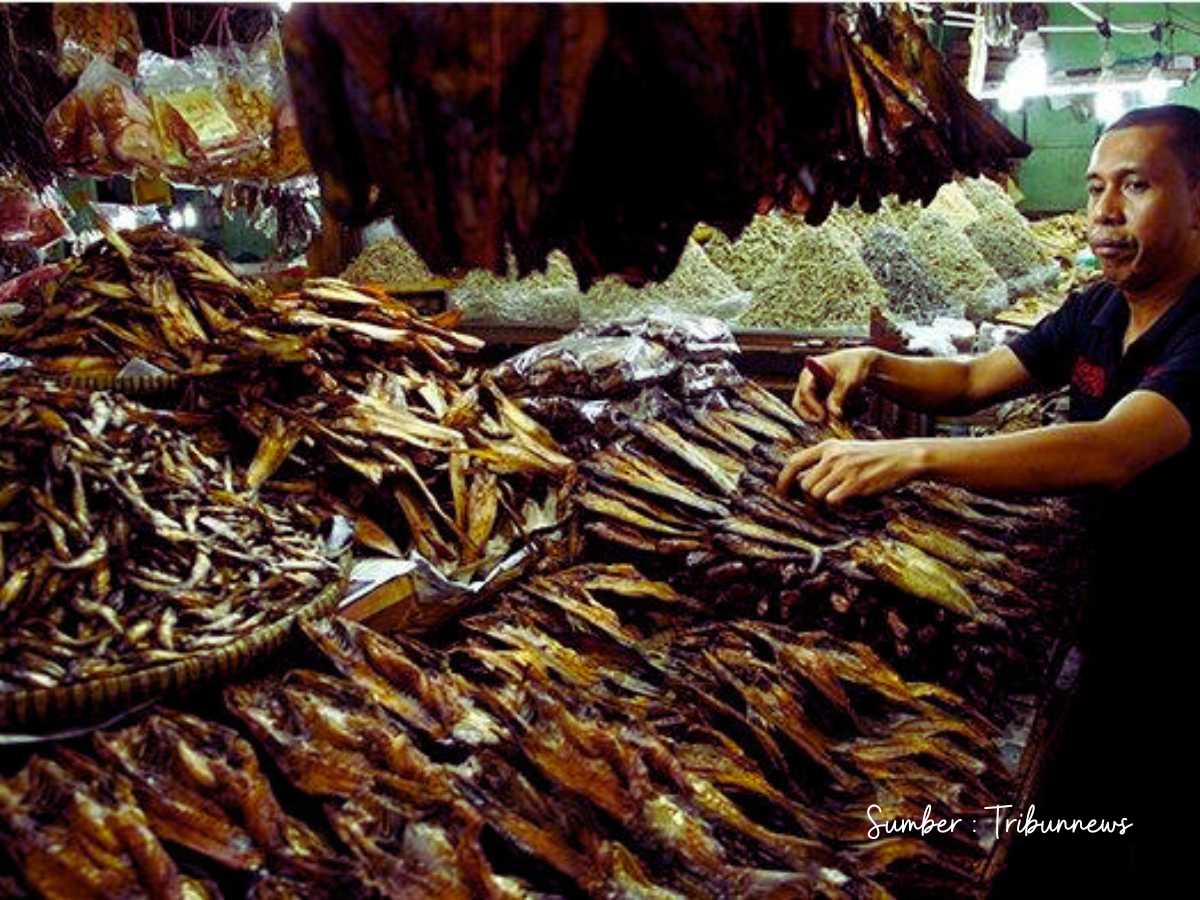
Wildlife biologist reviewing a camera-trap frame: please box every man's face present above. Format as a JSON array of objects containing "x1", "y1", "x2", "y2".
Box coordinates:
[{"x1": 1086, "y1": 123, "x2": 1200, "y2": 293}]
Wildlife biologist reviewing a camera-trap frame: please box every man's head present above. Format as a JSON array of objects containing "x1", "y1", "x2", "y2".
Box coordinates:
[{"x1": 1087, "y1": 104, "x2": 1200, "y2": 295}]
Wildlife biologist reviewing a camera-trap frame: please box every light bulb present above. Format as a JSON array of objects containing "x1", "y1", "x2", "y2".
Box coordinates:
[
  {"x1": 1095, "y1": 86, "x2": 1126, "y2": 125},
  {"x1": 998, "y1": 79, "x2": 1025, "y2": 112},
  {"x1": 1007, "y1": 31, "x2": 1048, "y2": 97},
  {"x1": 182, "y1": 205, "x2": 198, "y2": 229},
  {"x1": 1141, "y1": 65, "x2": 1170, "y2": 105},
  {"x1": 168, "y1": 210, "x2": 184, "y2": 230}
]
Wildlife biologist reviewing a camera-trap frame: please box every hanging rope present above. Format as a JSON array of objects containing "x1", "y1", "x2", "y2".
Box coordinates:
[
  {"x1": 199, "y1": 8, "x2": 223, "y2": 48},
  {"x1": 166, "y1": 3, "x2": 178, "y2": 57}
]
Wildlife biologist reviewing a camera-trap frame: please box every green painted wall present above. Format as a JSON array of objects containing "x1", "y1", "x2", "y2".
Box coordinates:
[{"x1": 994, "y1": 3, "x2": 1200, "y2": 213}]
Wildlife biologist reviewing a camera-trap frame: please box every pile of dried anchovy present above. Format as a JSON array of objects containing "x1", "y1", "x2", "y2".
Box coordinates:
[
  {"x1": 964, "y1": 212, "x2": 1052, "y2": 283},
  {"x1": 451, "y1": 249, "x2": 582, "y2": 327},
  {"x1": 906, "y1": 210, "x2": 1009, "y2": 321},
  {"x1": 738, "y1": 221, "x2": 888, "y2": 330},
  {"x1": 341, "y1": 235, "x2": 434, "y2": 284},
  {"x1": 927, "y1": 180, "x2": 981, "y2": 230},
  {"x1": 0, "y1": 379, "x2": 339, "y2": 693},
  {"x1": 859, "y1": 225, "x2": 960, "y2": 324},
  {"x1": 703, "y1": 211, "x2": 808, "y2": 293},
  {"x1": 580, "y1": 240, "x2": 748, "y2": 324}
]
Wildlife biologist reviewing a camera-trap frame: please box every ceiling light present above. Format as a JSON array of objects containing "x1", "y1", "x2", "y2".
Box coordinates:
[
  {"x1": 1094, "y1": 84, "x2": 1126, "y2": 124},
  {"x1": 998, "y1": 79, "x2": 1025, "y2": 112},
  {"x1": 1141, "y1": 66, "x2": 1170, "y2": 105},
  {"x1": 1006, "y1": 30, "x2": 1049, "y2": 97}
]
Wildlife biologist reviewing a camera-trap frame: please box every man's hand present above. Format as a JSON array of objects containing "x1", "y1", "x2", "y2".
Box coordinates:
[
  {"x1": 776, "y1": 439, "x2": 928, "y2": 505},
  {"x1": 792, "y1": 348, "x2": 878, "y2": 422}
]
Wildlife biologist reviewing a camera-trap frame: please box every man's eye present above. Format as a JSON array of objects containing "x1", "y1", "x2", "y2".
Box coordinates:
[
  {"x1": 1086, "y1": 184, "x2": 1103, "y2": 195},
  {"x1": 1126, "y1": 180, "x2": 1148, "y2": 192}
]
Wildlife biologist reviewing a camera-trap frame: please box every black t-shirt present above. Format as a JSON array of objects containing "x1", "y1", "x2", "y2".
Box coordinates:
[{"x1": 1007, "y1": 277, "x2": 1200, "y2": 667}]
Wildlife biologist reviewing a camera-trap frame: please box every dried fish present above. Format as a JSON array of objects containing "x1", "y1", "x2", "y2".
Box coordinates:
[{"x1": 0, "y1": 380, "x2": 340, "y2": 694}]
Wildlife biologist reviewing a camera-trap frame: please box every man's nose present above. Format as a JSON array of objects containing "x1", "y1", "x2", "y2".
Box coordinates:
[{"x1": 1091, "y1": 185, "x2": 1125, "y2": 223}]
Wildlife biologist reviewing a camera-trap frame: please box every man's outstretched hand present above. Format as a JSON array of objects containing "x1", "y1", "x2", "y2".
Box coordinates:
[{"x1": 776, "y1": 439, "x2": 928, "y2": 505}]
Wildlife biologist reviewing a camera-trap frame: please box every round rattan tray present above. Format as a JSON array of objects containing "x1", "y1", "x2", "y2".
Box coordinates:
[
  {"x1": 0, "y1": 554, "x2": 351, "y2": 732},
  {"x1": 54, "y1": 372, "x2": 184, "y2": 394}
]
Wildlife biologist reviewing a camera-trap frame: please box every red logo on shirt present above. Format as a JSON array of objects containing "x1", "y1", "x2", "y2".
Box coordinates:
[{"x1": 1071, "y1": 358, "x2": 1107, "y2": 397}]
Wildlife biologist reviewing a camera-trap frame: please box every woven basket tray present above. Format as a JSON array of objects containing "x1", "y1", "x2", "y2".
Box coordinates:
[
  {"x1": 0, "y1": 554, "x2": 350, "y2": 732},
  {"x1": 54, "y1": 372, "x2": 185, "y2": 394}
]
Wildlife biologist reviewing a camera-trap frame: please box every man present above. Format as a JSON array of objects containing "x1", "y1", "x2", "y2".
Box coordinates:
[{"x1": 779, "y1": 104, "x2": 1200, "y2": 892}]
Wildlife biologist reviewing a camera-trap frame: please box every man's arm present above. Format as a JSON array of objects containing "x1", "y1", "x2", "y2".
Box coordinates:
[
  {"x1": 793, "y1": 346, "x2": 1036, "y2": 421},
  {"x1": 778, "y1": 389, "x2": 1191, "y2": 503},
  {"x1": 869, "y1": 345, "x2": 1036, "y2": 415}
]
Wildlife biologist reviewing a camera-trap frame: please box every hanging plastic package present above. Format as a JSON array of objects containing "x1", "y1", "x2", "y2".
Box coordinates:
[
  {"x1": 45, "y1": 58, "x2": 161, "y2": 175},
  {"x1": 0, "y1": 176, "x2": 71, "y2": 250},
  {"x1": 139, "y1": 51, "x2": 256, "y2": 181},
  {"x1": 198, "y1": 42, "x2": 275, "y2": 180},
  {"x1": 52, "y1": 2, "x2": 142, "y2": 80}
]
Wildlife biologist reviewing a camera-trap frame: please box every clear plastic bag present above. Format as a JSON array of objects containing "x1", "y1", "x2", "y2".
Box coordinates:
[
  {"x1": 45, "y1": 58, "x2": 161, "y2": 175},
  {"x1": 197, "y1": 41, "x2": 277, "y2": 181},
  {"x1": 579, "y1": 311, "x2": 739, "y2": 361},
  {"x1": 0, "y1": 178, "x2": 71, "y2": 250},
  {"x1": 139, "y1": 51, "x2": 256, "y2": 181},
  {"x1": 53, "y1": 3, "x2": 142, "y2": 80},
  {"x1": 492, "y1": 334, "x2": 679, "y2": 398}
]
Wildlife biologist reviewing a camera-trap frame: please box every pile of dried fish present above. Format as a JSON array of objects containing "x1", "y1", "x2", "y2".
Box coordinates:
[
  {"x1": 1028, "y1": 212, "x2": 1089, "y2": 264},
  {"x1": 451, "y1": 249, "x2": 583, "y2": 328},
  {"x1": 973, "y1": 387, "x2": 1070, "y2": 437},
  {"x1": 906, "y1": 210, "x2": 1009, "y2": 322},
  {"x1": 234, "y1": 368, "x2": 577, "y2": 586},
  {"x1": 571, "y1": 386, "x2": 1076, "y2": 715},
  {"x1": 579, "y1": 240, "x2": 749, "y2": 325},
  {"x1": 496, "y1": 322, "x2": 1082, "y2": 716},
  {"x1": 0, "y1": 222, "x2": 483, "y2": 381},
  {"x1": 0, "y1": 222, "x2": 261, "y2": 379},
  {"x1": 0, "y1": 581, "x2": 1013, "y2": 897},
  {"x1": 738, "y1": 221, "x2": 888, "y2": 330},
  {"x1": 0, "y1": 379, "x2": 339, "y2": 693},
  {"x1": 963, "y1": 213, "x2": 1054, "y2": 293}
]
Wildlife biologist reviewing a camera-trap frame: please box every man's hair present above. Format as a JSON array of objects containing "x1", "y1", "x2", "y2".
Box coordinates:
[{"x1": 1105, "y1": 104, "x2": 1200, "y2": 180}]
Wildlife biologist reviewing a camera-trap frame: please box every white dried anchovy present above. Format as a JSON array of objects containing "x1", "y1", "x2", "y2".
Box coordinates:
[
  {"x1": 341, "y1": 236, "x2": 433, "y2": 283},
  {"x1": 927, "y1": 181, "x2": 981, "y2": 230},
  {"x1": 579, "y1": 240, "x2": 749, "y2": 323},
  {"x1": 451, "y1": 250, "x2": 582, "y2": 327},
  {"x1": 882, "y1": 196, "x2": 924, "y2": 231},
  {"x1": 960, "y1": 176, "x2": 1031, "y2": 233},
  {"x1": 704, "y1": 211, "x2": 809, "y2": 293},
  {"x1": 738, "y1": 221, "x2": 887, "y2": 330},
  {"x1": 860, "y1": 226, "x2": 960, "y2": 325},
  {"x1": 825, "y1": 203, "x2": 901, "y2": 247},
  {"x1": 964, "y1": 212, "x2": 1050, "y2": 281},
  {"x1": 906, "y1": 211, "x2": 1008, "y2": 320}
]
